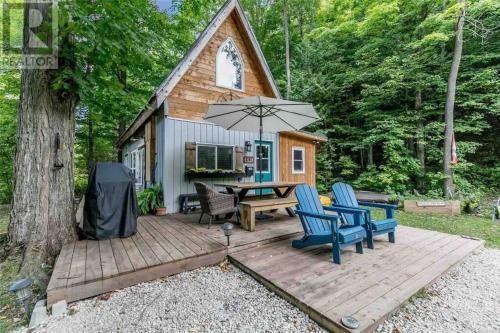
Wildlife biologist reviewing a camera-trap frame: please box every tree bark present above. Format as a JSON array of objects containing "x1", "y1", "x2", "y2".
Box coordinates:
[
  {"x1": 283, "y1": 0, "x2": 291, "y2": 99},
  {"x1": 443, "y1": 0, "x2": 465, "y2": 198},
  {"x1": 9, "y1": 1, "x2": 78, "y2": 284},
  {"x1": 87, "y1": 110, "x2": 94, "y2": 171},
  {"x1": 367, "y1": 145, "x2": 374, "y2": 167},
  {"x1": 415, "y1": 90, "x2": 426, "y2": 190}
]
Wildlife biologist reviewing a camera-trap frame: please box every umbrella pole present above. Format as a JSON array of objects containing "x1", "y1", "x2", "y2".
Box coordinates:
[
  {"x1": 259, "y1": 112, "x2": 263, "y2": 201},
  {"x1": 256, "y1": 105, "x2": 271, "y2": 220}
]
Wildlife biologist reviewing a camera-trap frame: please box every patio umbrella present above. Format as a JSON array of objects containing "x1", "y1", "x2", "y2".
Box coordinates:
[{"x1": 204, "y1": 96, "x2": 320, "y2": 201}]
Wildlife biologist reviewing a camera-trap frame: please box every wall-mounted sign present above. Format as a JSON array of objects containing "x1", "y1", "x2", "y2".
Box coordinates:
[
  {"x1": 416, "y1": 201, "x2": 446, "y2": 207},
  {"x1": 243, "y1": 156, "x2": 254, "y2": 164}
]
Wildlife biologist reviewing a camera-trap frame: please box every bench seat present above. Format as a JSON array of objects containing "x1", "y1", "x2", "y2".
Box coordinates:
[{"x1": 239, "y1": 198, "x2": 297, "y2": 232}]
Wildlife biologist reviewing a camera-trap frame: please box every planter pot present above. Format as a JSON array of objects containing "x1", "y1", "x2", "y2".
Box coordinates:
[
  {"x1": 403, "y1": 200, "x2": 461, "y2": 215},
  {"x1": 155, "y1": 207, "x2": 167, "y2": 216},
  {"x1": 185, "y1": 170, "x2": 245, "y2": 180}
]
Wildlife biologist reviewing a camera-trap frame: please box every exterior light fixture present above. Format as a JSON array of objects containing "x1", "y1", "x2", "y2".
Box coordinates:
[
  {"x1": 244, "y1": 141, "x2": 252, "y2": 152},
  {"x1": 341, "y1": 316, "x2": 359, "y2": 329},
  {"x1": 8, "y1": 278, "x2": 33, "y2": 313},
  {"x1": 222, "y1": 222, "x2": 234, "y2": 246}
]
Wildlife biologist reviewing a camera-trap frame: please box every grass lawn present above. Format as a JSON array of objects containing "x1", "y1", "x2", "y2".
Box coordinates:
[{"x1": 372, "y1": 209, "x2": 500, "y2": 248}]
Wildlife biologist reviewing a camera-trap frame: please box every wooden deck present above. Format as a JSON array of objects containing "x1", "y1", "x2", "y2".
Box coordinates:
[
  {"x1": 47, "y1": 213, "x2": 483, "y2": 333},
  {"x1": 229, "y1": 226, "x2": 484, "y2": 333},
  {"x1": 47, "y1": 212, "x2": 302, "y2": 305}
]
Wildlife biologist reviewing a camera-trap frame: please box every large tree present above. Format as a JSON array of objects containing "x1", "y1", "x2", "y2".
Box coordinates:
[{"x1": 9, "y1": 0, "x2": 79, "y2": 284}]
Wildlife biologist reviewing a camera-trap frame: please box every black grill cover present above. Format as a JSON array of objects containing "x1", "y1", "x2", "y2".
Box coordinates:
[{"x1": 83, "y1": 163, "x2": 138, "y2": 240}]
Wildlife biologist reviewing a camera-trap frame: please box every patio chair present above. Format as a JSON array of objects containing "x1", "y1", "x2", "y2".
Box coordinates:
[
  {"x1": 332, "y1": 182, "x2": 397, "y2": 249},
  {"x1": 293, "y1": 184, "x2": 366, "y2": 264},
  {"x1": 194, "y1": 182, "x2": 239, "y2": 228}
]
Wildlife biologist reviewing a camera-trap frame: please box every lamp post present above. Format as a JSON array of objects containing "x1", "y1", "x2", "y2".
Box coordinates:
[
  {"x1": 222, "y1": 222, "x2": 234, "y2": 246},
  {"x1": 8, "y1": 278, "x2": 33, "y2": 313}
]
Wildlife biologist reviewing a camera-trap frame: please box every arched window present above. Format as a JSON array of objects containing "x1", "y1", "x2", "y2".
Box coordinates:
[{"x1": 216, "y1": 38, "x2": 244, "y2": 91}]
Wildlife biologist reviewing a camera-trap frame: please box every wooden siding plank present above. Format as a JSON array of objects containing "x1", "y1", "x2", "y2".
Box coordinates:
[
  {"x1": 137, "y1": 222, "x2": 173, "y2": 263},
  {"x1": 132, "y1": 231, "x2": 162, "y2": 267},
  {"x1": 121, "y1": 236, "x2": 148, "y2": 270},
  {"x1": 47, "y1": 242, "x2": 75, "y2": 290},
  {"x1": 110, "y1": 238, "x2": 134, "y2": 274},
  {"x1": 85, "y1": 240, "x2": 102, "y2": 282},
  {"x1": 67, "y1": 241, "x2": 87, "y2": 287},
  {"x1": 99, "y1": 240, "x2": 119, "y2": 279}
]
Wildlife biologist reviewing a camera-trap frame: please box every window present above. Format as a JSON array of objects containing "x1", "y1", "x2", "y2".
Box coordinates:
[
  {"x1": 292, "y1": 147, "x2": 305, "y2": 174},
  {"x1": 256, "y1": 143, "x2": 270, "y2": 173},
  {"x1": 124, "y1": 153, "x2": 129, "y2": 168},
  {"x1": 216, "y1": 38, "x2": 244, "y2": 91},
  {"x1": 196, "y1": 144, "x2": 235, "y2": 171}
]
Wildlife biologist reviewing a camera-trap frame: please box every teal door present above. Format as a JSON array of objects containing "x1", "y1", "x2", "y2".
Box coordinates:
[{"x1": 255, "y1": 140, "x2": 273, "y2": 194}]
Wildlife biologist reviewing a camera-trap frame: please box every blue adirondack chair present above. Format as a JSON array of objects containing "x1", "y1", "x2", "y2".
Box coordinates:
[
  {"x1": 293, "y1": 184, "x2": 367, "y2": 264},
  {"x1": 332, "y1": 182, "x2": 397, "y2": 249}
]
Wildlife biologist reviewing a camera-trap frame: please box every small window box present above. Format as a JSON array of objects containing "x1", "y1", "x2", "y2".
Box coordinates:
[{"x1": 185, "y1": 168, "x2": 245, "y2": 180}]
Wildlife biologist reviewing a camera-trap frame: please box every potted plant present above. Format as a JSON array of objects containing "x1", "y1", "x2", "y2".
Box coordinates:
[
  {"x1": 152, "y1": 184, "x2": 167, "y2": 216},
  {"x1": 137, "y1": 184, "x2": 166, "y2": 215}
]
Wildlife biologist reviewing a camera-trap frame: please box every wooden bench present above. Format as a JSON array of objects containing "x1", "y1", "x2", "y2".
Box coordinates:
[{"x1": 239, "y1": 198, "x2": 298, "y2": 232}]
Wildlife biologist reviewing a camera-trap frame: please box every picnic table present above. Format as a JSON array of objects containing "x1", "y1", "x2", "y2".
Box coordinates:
[{"x1": 214, "y1": 181, "x2": 303, "y2": 217}]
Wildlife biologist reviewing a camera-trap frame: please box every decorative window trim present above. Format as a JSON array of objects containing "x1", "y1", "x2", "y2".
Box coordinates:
[
  {"x1": 195, "y1": 143, "x2": 235, "y2": 171},
  {"x1": 292, "y1": 147, "x2": 305, "y2": 174},
  {"x1": 216, "y1": 37, "x2": 245, "y2": 92}
]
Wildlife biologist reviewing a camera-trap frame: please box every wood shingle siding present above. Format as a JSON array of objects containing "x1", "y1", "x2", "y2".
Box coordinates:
[
  {"x1": 167, "y1": 12, "x2": 275, "y2": 121},
  {"x1": 279, "y1": 133, "x2": 317, "y2": 187}
]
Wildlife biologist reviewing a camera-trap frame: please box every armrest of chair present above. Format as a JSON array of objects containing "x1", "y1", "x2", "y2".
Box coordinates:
[
  {"x1": 358, "y1": 201, "x2": 397, "y2": 219},
  {"x1": 325, "y1": 205, "x2": 365, "y2": 226},
  {"x1": 295, "y1": 209, "x2": 339, "y2": 232}
]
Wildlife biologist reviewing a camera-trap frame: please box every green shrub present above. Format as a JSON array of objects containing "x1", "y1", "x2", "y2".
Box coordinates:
[{"x1": 137, "y1": 184, "x2": 164, "y2": 215}]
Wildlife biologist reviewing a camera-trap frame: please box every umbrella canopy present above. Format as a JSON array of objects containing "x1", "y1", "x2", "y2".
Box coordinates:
[{"x1": 204, "y1": 96, "x2": 320, "y2": 133}]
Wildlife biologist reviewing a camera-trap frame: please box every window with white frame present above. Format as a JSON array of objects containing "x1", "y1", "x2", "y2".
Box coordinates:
[
  {"x1": 292, "y1": 147, "x2": 305, "y2": 174},
  {"x1": 216, "y1": 38, "x2": 244, "y2": 91},
  {"x1": 124, "y1": 153, "x2": 129, "y2": 168},
  {"x1": 196, "y1": 144, "x2": 235, "y2": 171}
]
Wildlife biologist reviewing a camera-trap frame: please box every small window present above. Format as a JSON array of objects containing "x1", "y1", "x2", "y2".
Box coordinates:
[
  {"x1": 216, "y1": 38, "x2": 244, "y2": 91},
  {"x1": 196, "y1": 144, "x2": 234, "y2": 171},
  {"x1": 292, "y1": 147, "x2": 305, "y2": 174},
  {"x1": 124, "y1": 153, "x2": 129, "y2": 167},
  {"x1": 256, "y1": 144, "x2": 270, "y2": 173}
]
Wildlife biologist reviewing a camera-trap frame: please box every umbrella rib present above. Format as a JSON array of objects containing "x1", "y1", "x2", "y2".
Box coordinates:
[
  {"x1": 272, "y1": 113, "x2": 300, "y2": 131},
  {"x1": 226, "y1": 110, "x2": 256, "y2": 130},
  {"x1": 269, "y1": 108, "x2": 320, "y2": 119},
  {"x1": 204, "y1": 108, "x2": 251, "y2": 119}
]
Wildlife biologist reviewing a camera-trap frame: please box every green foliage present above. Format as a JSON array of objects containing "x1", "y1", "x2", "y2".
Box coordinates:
[
  {"x1": 371, "y1": 209, "x2": 500, "y2": 248},
  {"x1": 137, "y1": 184, "x2": 164, "y2": 215}
]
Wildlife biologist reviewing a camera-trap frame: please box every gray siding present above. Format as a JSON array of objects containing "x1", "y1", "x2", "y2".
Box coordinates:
[
  {"x1": 163, "y1": 117, "x2": 278, "y2": 213},
  {"x1": 155, "y1": 113, "x2": 165, "y2": 189}
]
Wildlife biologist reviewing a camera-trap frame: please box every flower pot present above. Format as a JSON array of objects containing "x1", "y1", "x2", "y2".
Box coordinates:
[{"x1": 155, "y1": 207, "x2": 167, "y2": 216}]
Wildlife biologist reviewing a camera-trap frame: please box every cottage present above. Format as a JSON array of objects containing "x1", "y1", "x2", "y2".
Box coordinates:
[{"x1": 117, "y1": 0, "x2": 326, "y2": 213}]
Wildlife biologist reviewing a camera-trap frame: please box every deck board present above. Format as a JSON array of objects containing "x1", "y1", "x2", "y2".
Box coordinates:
[
  {"x1": 48, "y1": 212, "x2": 483, "y2": 333},
  {"x1": 229, "y1": 226, "x2": 483, "y2": 333}
]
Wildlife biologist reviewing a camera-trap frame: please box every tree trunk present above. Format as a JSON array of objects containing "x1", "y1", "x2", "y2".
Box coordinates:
[
  {"x1": 9, "y1": 1, "x2": 78, "y2": 285},
  {"x1": 283, "y1": 0, "x2": 291, "y2": 99},
  {"x1": 415, "y1": 90, "x2": 426, "y2": 190},
  {"x1": 117, "y1": 117, "x2": 126, "y2": 162},
  {"x1": 87, "y1": 110, "x2": 94, "y2": 171},
  {"x1": 367, "y1": 145, "x2": 374, "y2": 167},
  {"x1": 443, "y1": 0, "x2": 465, "y2": 198}
]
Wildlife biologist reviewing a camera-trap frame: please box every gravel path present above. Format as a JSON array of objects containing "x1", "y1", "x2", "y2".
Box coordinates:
[
  {"x1": 16, "y1": 248, "x2": 499, "y2": 333},
  {"x1": 377, "y1": 248, "x2": 500, "y2": 333},
  {"x1": 24, "y1": 262, "x2": 325, "y2": 333}
]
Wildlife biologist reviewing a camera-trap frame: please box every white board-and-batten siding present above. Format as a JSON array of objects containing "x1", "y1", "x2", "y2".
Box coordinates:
[{"x1": 163, "y1": 117, "x2": 278, "y2": 213}]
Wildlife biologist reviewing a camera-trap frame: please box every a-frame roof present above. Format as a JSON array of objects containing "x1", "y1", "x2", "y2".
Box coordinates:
[{"x1": 117, "y1": 0, "x2": 280, "y2": 147}]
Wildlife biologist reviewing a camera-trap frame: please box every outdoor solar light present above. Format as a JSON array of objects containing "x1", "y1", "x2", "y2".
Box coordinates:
[
  {"x1": 8, "y1": 277, "x2": 33, "y2": 313},
  {"x1": 341, "y1": 316, "x2": 359, "y2": 329},
  {"x1": 222, "y1": 222, "x2": 234, "y2": 246}
]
